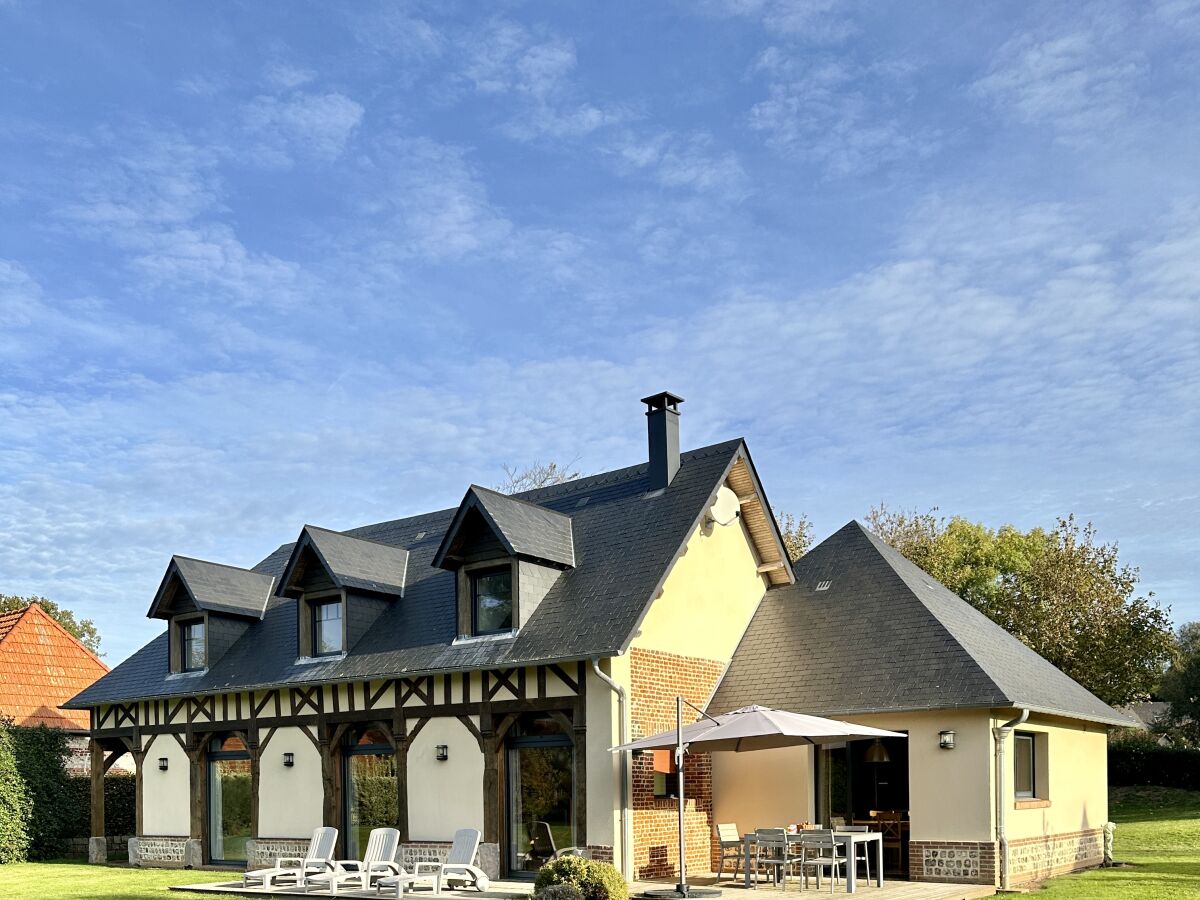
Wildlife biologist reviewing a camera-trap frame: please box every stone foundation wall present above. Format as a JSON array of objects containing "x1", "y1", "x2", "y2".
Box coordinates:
[
  {"x1": 909, "y1": 840, "x2": 998, "y2": 885},
  {"x1": 65, "y1": 835, "x2": 130, "y2": 859},
  {"x1": 1008, "y1": 828, "x2": 1104, "y2": 884},
  {"x1": 397, "y1": 840, "x2": 501, "y2": 880},
  {"x1": 246, "y1": 838, "x2": 311, "y2": 869},
  {"x1": 132, "y1": 836, "x2": 192, "y2": 867}
]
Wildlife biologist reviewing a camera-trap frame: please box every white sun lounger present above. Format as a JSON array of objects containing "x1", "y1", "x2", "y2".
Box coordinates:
[
  {"x1": 376, "y1": 828, "x2": 490, "y2": 895},
  {"x1": 305, "y1": 827, "x2": 402, "y2": 894},
  {"x1": 243, "y1": 826, "x2": 338, "y2": 889}
]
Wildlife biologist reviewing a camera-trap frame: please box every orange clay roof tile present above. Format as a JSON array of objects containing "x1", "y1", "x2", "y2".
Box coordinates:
[{"x1": 0, "y1": 604, "x2": 108, "y2": 731}]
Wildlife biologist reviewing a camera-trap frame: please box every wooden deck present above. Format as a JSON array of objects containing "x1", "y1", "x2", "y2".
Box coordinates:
[{"x1": 171, "y1": 875, "x2": 995, "y2": 900}]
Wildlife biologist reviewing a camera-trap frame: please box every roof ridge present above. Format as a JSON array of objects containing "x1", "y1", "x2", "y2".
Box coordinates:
[
  {"x1": 13, "y1": 602, "x2": 108, "y2": 669},
  {"x1": 468, "y1": 484, "x2": 575, "y2": 520},
  {"x1": 174, "y1": 554, "x2": 275, "y2": 579},
  {"x1": 304, "y1": 524, "x2": 414, "y2": 552}
]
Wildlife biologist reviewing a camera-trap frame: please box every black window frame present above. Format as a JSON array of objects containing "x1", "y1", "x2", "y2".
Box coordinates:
[
  {"x1": 470, "y1": 565, "x2": 514, "y2": 635},
  {"x1": 179, "y1": 618, "x2": 206, "y2": 672},
  {"x1": 311, "y1": 598, "x2": 344, "y2": 657},
  {"x1": 1014, "y1": 731, "x2": 1036, "y2": 799}
]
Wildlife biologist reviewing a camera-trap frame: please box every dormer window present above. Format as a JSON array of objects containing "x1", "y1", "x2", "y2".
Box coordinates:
[
  {"x1": 471, "y1": 566, "x2": 513, "y2": 634},
  {"x1": 180, "y1": 618, "x2": 206, "y2": 672},
  {"x1": 312, "y1": 598, "x2": 344, "y2": 656}
]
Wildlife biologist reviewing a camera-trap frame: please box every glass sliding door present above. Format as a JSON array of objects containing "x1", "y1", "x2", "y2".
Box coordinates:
[
  {"x1": 208, "y1": 735, "x2": 252, "y2": 864},
  {"x1": 506, "y1": 715, "x2": 574, "y2": 876},
  {"x1": 343, "y1": 728, "x2": 398, "y2": 859}
]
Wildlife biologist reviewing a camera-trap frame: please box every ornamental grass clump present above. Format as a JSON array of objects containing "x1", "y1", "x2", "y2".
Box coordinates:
[{"x1": 535, "y1": 856, "x2": 628, "y2": 900}]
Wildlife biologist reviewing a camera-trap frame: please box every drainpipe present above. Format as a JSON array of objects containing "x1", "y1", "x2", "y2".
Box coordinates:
[
  {"x1": 993, "y1": 708, "x2": 1029, "y2": 890},
  {"x1": 592, "y1": 657, "x2": 633, "y2": 881}
]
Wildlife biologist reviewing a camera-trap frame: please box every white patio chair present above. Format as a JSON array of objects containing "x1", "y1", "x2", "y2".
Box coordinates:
[
  {"x1": 715, "y1": 823, "x2": 743, "y2": 880},
  {"x1": 376, "y1": 828, "x2": 490, "y2": 895},
  {"x1": 798, "y1": 830, "x2": 847, "y2": 894},
  {"x1": 243, "y1": 826, "x2": 338, "y2": 889},
  {"x1": 305, "y1": 827, "x2": 401, "y2": 894}
]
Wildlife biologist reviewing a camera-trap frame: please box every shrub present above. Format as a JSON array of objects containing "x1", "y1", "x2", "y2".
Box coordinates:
[
  {"x1": 63, "y1": 773, "x2": 136, "y2": 838},
  {"x1": 535, "y1": 856, "x2": 628, "y2": 900},
  {"x1": 1110, "y1": 741, "x2": 1200, "y2": 791},
  {"x1": 8, "y1": 725, "x2": 71, "y2": 859},
  {"x1": 537, "y1": 883, "x2": 585, "y2": 900},
  {"x1": 0, "y1": 719, "x2": 31, "y2": 863}
]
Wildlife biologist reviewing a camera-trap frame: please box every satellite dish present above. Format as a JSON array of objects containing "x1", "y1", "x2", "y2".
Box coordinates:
[{"x1": 707, "y1": 485, "x2": 740, "y2": 527}]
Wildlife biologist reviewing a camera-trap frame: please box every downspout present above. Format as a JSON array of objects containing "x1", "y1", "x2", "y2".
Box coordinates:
[
  {"x1": 592, "y1": 657, "x2": 633, "y2": 881},
  {"x1": 993, "y1": 708, "x2": 1029, "y2": 890}
]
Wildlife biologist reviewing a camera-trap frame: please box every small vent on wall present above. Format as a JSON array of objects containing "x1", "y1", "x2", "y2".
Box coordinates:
[
  {"x1": 414, "y1": 531, "x2": 426, "y2": 540},
  {"x1": 575, "y1": 497, "x2": 590, "y2": 508},
  {"x1": 815, "y1": 580, "x2": 832, "y2": 591}
]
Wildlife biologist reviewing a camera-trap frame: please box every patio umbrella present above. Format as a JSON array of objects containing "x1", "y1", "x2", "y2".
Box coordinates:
[{"x1": 611, "y1": 701, "x2": 905, "y2": 897}]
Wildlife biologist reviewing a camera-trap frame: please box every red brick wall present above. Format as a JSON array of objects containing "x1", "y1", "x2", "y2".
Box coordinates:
[{"x1": 629, "y1": 647, "x2": 726, "y2": 880}]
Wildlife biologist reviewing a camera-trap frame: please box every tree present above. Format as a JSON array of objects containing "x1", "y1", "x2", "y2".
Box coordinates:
[
  {"x1": 495, "y1": 459, "x2": 582, "y2": 495},
  {"x1": 776, "y1": 512, "x2": 814, "y2": 562},
  {"x1": 1156, "y1": 622, "x2": 1200, "y2": 748},
  {"x1": 0, "y1": 595, "x2": 102, "y2": 656},
  {"x1": 865, "y1": 506, "x2": 1175, "y2": 708}
]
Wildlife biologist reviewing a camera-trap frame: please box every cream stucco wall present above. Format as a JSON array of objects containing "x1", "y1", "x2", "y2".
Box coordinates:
[
  {"x1": 408, "y1": 716, "x2": 485, "y2": 841},
  {"x1": 632, "y1": 514, "x2": 767, "y2": 660},
  {"x1": 849, "y1": 710, "x2": 995, "y2": 843},
  {"x1": 141, "y1": 734, "x2": 190, "y2": 836},
  {"x1": 998, "y1": 714, "x2": 1108, "y2": 840},
  {"x1": 258, "y1": 727, "x2": 323, "y2": 839},
  {"x1": 712, "y1": 745, "x2": 815, "y2": 834},
  {"x1": 586, "y1": 655, "x2": 629, "y2": 858}
]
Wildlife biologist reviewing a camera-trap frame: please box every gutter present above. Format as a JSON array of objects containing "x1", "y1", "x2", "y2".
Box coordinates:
[
  {"x1": 993, "y1": 708, "x2": 1029, "y2": 890},
  {"x1": 592, "y1": 657, "x2": 632, "y2": 881}
]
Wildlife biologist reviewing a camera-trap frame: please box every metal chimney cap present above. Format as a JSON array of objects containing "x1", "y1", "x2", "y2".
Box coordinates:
[{"x1": 641, "y1": 391, "x2": 685, "y2": 412}]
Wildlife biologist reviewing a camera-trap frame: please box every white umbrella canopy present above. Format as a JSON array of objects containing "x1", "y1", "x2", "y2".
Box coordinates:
[{"x1": 612, "y1": 704, "x2": 906, "y2": 753}]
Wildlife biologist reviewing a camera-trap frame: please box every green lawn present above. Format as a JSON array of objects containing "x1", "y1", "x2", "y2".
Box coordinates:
[
  {"x1": 0, "y1": 859, "x2": 243, "y2": 900},
  {"x1": 1036, "y1": 786, "x2": 1200, "y2": 898}
]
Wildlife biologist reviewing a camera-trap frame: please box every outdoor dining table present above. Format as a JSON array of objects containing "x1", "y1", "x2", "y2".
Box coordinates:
[{"x1": 741, "y1": 830, "x2": 884, "y2": 894}]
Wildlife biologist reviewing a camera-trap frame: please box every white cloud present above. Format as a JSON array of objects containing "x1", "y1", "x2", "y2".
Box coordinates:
[
  {"x1": 262, "y1": 61, "x2": 316, "y2": 90},
  {"x1": 701, "y1": 0, "x2": 854, "y2": 41},
  {"x1": 241, "y1": 90, "x2": 365, "y2": 164},
  {"x1": 972, "y1": 12, "x2": 1146, "y2": 140},
  {"x1": 607, "y1": 131, "x2": 749, "y2": 197},
  {"x1": 747, "y1": 50, "x2": 939, "y2": 176}
]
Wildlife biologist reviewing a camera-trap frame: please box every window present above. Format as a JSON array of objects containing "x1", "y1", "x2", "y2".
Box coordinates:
[
  {"x1": 471, "y1": 566, "x2": 513, "y2": 634},
  {"x1": 312, "y1": 599, "x2": 343, "y2": 656},
  {"x1": 1014, "y1": 732, "x2": 1036, "y2": 798},
  {"x1": 180, "y1": 619, "x2": 206, "y2": 672}
]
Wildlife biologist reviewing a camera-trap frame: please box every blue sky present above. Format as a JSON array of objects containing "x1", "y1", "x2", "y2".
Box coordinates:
[{"x1": 1, "y1": 0, "x2": 1197, "y2": 664}]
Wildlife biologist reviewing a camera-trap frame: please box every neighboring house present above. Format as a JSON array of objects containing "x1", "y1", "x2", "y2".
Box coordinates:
[
  {"x1": 65, "y1": 393, "x2": 1126, "y2": 888},
  {"x1": 0, "y1": 602, "x2": 115, "y2": 774}
]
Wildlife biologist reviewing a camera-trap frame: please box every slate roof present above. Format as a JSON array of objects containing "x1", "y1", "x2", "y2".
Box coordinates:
[
  {"x1": 0, "y1": 604, "x2": 109, "y2": 731},
  {"x1": 711, "y1": 520, "x2": 1131, "y2": 727},
  {"x1": 67, "y1": 440, "x2": 746, "y2": 708},
  {"x1": 284, "y1": 526, "x2": 411, "y2": 596},
  {"x1": 434, "y1": 485, "x2": 575, "y2": 569},
  {"x1": 149, "y1": 556, "x2": 276, "y2": 620}
]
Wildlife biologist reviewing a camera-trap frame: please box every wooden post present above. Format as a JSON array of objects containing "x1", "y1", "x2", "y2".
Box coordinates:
[
  {"x1": 248, "y1": 728, "x2": 261, "y2": 840},
  {"x1": 573, "y1": 699, "x2": 588, "y2": 848},
  {"x1": 481, "y1": 705, "x2": 499, "y2": 845},
  {"x1": 393, "y1": 708, "x2": 409, "y2": 842},
  {"x1": 90, "y1": 739, "x2": 105, "y2": 836}
]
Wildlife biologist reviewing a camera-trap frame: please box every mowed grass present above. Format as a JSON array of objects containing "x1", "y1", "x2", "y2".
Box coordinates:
[
  {"x1": 1036, "y1": 785, "x2": 1200, "y2": 898},
  {"x1": 0, "y1": 859, "x2": 243, "y2": 900}
]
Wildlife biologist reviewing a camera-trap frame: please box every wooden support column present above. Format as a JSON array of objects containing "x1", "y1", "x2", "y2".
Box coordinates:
[
  {"x1": 573, "y1": 699, "x2": 588, "y2": 847},
  {"x1": 393, "y1": 707, "x2": 409, "y2": 842},
  {"x1": 187, "y1": 741, "x2": 205, "y2": 842},
  {"x1": 247, "y1": 726, "x2": 261, "y2": 840},
  {"x1": 480, "y1": 704, "x2": 499, "y2": 844},
  {"x1": 131, "y1": 731, "x2": 148, "y2": 838},
  {"x1": 317, "y1": 715, "x2": 337, "y2": 834},
  {"x1": 89, "y1": 739, "x2": 105, "y2": 837}
]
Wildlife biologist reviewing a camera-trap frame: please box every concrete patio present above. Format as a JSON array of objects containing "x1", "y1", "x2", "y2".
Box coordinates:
[{"x1": 169, "y1": 874, "x2": 996, "y2": 900}]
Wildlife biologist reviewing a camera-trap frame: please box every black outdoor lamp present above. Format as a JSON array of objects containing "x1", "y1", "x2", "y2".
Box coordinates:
[
  {"x1": 158, "y1": 757, "x2": 169, "y2": 771},
  {"x1": 435, "y1": 744, "x2": 449, "y2": 761},
  {"x1": 283, "y1": 752, "x2": 295, "y2": 767},
  {"x1": 939, "y1": 730, "x2": 956, "y2": 750}
]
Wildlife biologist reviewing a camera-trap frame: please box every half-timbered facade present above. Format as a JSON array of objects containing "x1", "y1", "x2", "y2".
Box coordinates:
[{"x1": 67, "y1": 392, "x2": 792, "y2": 879}]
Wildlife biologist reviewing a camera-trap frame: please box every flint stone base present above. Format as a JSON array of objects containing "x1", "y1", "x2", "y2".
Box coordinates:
[{"x1": 88, "y1": 836, "x2": 108, "y2": 864}]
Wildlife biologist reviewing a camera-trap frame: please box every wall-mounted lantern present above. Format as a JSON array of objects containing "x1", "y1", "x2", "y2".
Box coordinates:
[
  {"x1": 283, "y1": 752, "x2": 295, "y2": 768},
  {"x1": 435, "y1": 745, "x2": 449, "y2": 762},
  {"x1": 158, "y1": 757, "x2": 169, "y2": 771},
  {"x1": 939, "y1": 730, "x2": 956, "y2": 750}
]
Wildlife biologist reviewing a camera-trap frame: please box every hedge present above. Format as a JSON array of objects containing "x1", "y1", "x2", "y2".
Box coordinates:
[
  {"x1": 7, "y1": 725, "x2": 71, "y2": 860},
  {"x1": 64, "y1": 774, "x2": 137, "y2": 839},
  {"x1": 1109, "y1": 742, "x2": 1200, "y2": 790},
  {"x1": 0, "y1": 719, "x2": 31, "y2": 863}
]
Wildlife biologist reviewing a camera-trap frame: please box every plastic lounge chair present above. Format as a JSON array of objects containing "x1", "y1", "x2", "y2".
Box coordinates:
[
  {"x1": 376, "y1": 828, "x2": 490, "y2": 895},
  {"x1": 305, "y1": 827, "x2": 401, "y2": 894},
  {"x1": 715, "y1": 823, "x2": 742, "y2": 879},
  {"x1": 244, "y1": 826, "x2": 338, "y2": 888}
]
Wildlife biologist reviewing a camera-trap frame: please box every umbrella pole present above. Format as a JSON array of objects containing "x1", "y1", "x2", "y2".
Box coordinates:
[{"x1": 676, "y1": 694, "x2": 688, "y2": 896}]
